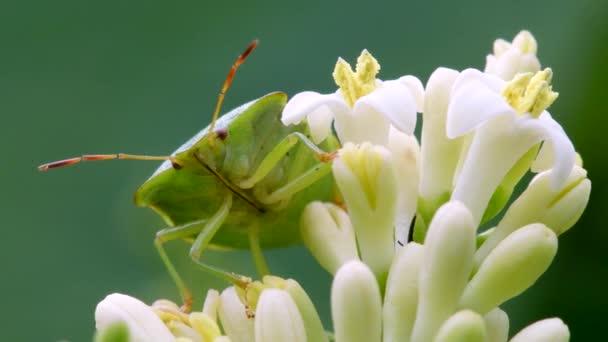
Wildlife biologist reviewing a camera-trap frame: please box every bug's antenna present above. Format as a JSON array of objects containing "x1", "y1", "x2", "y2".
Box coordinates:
[
  {"x1": 38, "y1": 154, "x2": 183, "y2": 171},
  {"x1": 208, "y1": 40, "x2": 259, "y2": 141}
]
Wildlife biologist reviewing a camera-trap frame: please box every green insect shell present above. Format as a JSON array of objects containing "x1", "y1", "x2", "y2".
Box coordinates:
[{"x1": 134, "y1": 92, "x2": 340, "y2": 249}]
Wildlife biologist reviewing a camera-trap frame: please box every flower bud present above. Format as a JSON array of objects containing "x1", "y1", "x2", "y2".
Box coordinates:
[
  {"x1": 254, "y1": 289, "x2": 306, "y2": 342},
  {"x1": 417, "y1": 67, "x2": 461, "y2": 238},
  {"x1": 283, "y1": 279, "x2": 328, "y2": 342},
  {"x1": 383, "y1": 242, "x2": 424, "y2": 342},
  {"x1": 300, "y1": 201, "x2": 359, "y2": 274},
  {"x1": 202, "y1": 290, "x2": 220, "y2": 322},
  {"x1": 434, "y1": 310, "x2": 486, "y2": 342},
  {"x1": 510, "y1": 318, "x2": 570, "y2": 342},
  {"x1": 475, "y1": 166, "x2": 588, "y2": 268},
  {"x1": 387, "y1": 127, "x2": 420, "y2": 245},
  {"x1": 460, "y1": 224, "x2": 557, "y2": 314},
  {"x1": 333, "y1": 142, "x2": 397, "y2": 283},
  {"x1": 483, "y1": 308, "x2": 509, "y2": 342},
  {"x1": 411, "y1": 201, "x2": 476, "y2": 342},
  {"x1": 235, "y1": 276, "x2": 327, "y2": 342},
  {"x1": 332, "y1": 261, "x2": 382, "y2": 342},
  {"x1": 484, "y1": 30, "x2": 541, "y2": 81}
]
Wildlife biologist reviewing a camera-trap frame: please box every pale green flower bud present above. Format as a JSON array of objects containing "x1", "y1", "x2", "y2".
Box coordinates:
[
  {"x1": 332, "y1": 260, "x2": 382, "y2": 342},
  {"x1": 383, "y1": 242, "x2": 424, "y2": 342},
  {"x1": 411, "y1": 202, "x2": 476, "y2": 342},
  {"x1": 300, "y1": 201, "x2": 359, "y2": 274},
  {"x1": 417, "y1": 67, "x2": 461, "y2": 240},
  {"x1": 202, "y1": 290, "x2": 220, "y2": 322},
  {"x1": 433, "y1": 310, "x2": 486, "y2": 342},
  {"x1": 475, "y1": 166, "x2": 589, "y2": 268},
  {"x1": 460, "y1": 224, "x2": 557, "y2": 314},
  {"x1": 387, "y1": 127, "x2": 420, "y2": 245},
  {"x1": 95, "y1": 293, "x2": 174, "y2": 342},
  {"x1": 254, "y1": 289, "x2": 307, "y2": 342},
  {"x1": 484, "y1": 30, "x2": 541, "y2": 81},
  {"x1": 333, "y1": 142, "x2": 397, "y2": 283},
  {"x1": 218, "y1": 287, "x2": 254, "y2": 342},
  {"x1": 483, "y1": 308, "x2": 509, "y2": 342},
  {"x1": 283, "y1": 279, "x2": 329, "y2": 342},
  {"x1": 235, "y1": 276, "x2": 327, "y2": 342},
  {"x1": 509, "y1": 318, "x2": 570, "y2": 342}
]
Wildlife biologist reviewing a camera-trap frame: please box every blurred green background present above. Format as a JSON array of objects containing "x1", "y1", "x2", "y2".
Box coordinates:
[{"x1": 2, "y1": 0, "x2": 606, "y2": 340}]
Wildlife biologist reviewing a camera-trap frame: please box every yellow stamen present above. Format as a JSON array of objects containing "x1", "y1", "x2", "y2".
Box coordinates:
[
  {"x1": 502, "y1": 68, "x2": 558, "y2": 117},
  {"x1": 332, "y1": 50, "x2": 381, "y2": 107}
]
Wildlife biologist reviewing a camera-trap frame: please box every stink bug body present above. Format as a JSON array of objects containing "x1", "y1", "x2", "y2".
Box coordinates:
[{"x1": 40, "y1": 41, "x2": 340, "y2": 311}]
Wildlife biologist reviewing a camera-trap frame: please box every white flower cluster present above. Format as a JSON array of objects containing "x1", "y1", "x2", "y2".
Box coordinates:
[{"x1": 94, "y1": 31, "x2": 590, "y2": 342}]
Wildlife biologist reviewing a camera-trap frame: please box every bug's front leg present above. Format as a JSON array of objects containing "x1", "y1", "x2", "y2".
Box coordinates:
[{"x1": 236, "y1": 132, "x2": 335, "y2": 189}]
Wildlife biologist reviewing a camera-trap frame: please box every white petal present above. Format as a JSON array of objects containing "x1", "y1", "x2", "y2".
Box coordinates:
[
  {"x1": 451, "y1": 115, "x2": 542, "y2": 225},
  {"x1": 334, "y1": 104, "x2": 390, "y2": 145},
  {"x1": 306, "y1": 106, "x2": 335, "y2": 144},
  {"x1": 517, "y1": 112, "x2": 575, "y2": 189},
  {"x1": 398, "y1": 75, "x2": 425, "y2": 112},
  {"x1": 281, "y1": 91, "x2": 347, "y2": 125},
  {"x1": 453, "y1": 68, "x2": 505, "y2": 93},
  {"x1": 95, "y1": 293, "x2": 174, "y2": 342},
  {"x1": 218, "y1": 287, "x2": 254, "y2": 342},
  {"x1": 447, "y1": 70, "x2": 512, "y2": 138},
  {"x1": 338, "y1": 80, "x2": 417, "y2": 144}
]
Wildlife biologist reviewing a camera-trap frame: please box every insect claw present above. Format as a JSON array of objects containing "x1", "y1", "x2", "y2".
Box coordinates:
[
  {"x1": 319, "y1": 151, "x2": 338, "y2": 163},
  {"x1": 180, "y1": 297, "x2": 193, "y2": 313}
]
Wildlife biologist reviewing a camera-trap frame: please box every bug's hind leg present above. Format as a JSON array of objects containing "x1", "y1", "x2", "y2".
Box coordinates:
[
  {"x1": 188, "y1": 193, "x2": 251, "y2": 288},
  {"x1": 155, "y1": 193, "x2": 249, "y2": 312},
  {"x1": 248, "y1": 223, "x2": 270, "y2": 277},
  {"x1": 155, "y1": 219, "x2": 207, "y2": 312}
]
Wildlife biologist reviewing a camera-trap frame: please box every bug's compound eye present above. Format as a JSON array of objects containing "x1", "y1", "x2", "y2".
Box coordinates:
[
  {"x1": 215, "y1": 128, "x2": 228, "y2": 140},
  {"x1": 171, "y1": 161, "x2": 183, "y2": 170}
]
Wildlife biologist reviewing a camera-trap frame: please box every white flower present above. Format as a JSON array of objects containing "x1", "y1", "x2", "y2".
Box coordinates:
[
  {"x1": 447, "y1": 68, "x2": 575, "y2": 225},
  {"x1": 485, "y1": 30, "x2": 541, "y2": 81},
  {"x1": 95, "y1": 293, "x2": 174, "y2": 342},
  {"x1": 281, "y1": 49, "x2": 423, "y2": 145}
]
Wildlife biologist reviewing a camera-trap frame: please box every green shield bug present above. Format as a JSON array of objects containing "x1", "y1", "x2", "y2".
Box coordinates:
[{"x1": 39, "y1": 40, "x2": 341, "y2": 311}]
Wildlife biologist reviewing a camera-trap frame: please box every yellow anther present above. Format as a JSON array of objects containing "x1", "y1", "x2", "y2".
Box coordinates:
[
  {"x1": 333, "y1": 50, "x2": 381, "y2": 107},
  {"x1": 502, "y1": 68, "x2": 558, "y2": 117}
]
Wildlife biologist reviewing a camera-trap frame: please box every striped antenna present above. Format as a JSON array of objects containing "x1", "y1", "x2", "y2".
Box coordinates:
[{"x1": 208, "y1": 40, "x2": 259, "y2": 140}]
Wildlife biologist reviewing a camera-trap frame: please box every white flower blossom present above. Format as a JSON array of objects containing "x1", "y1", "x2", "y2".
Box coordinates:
[
  {"x1": 447, "y1": 68, "x2": 575, "y2": 225},
  {"x1": 95, "y1": 293, "x2": 174, "y2": 342},
  {"x1": 281, "y1": 50, "x2": 423, "y2": 145},
  {"x1": 485, "y1": 30, "x2": 541, "y2": 81}
]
